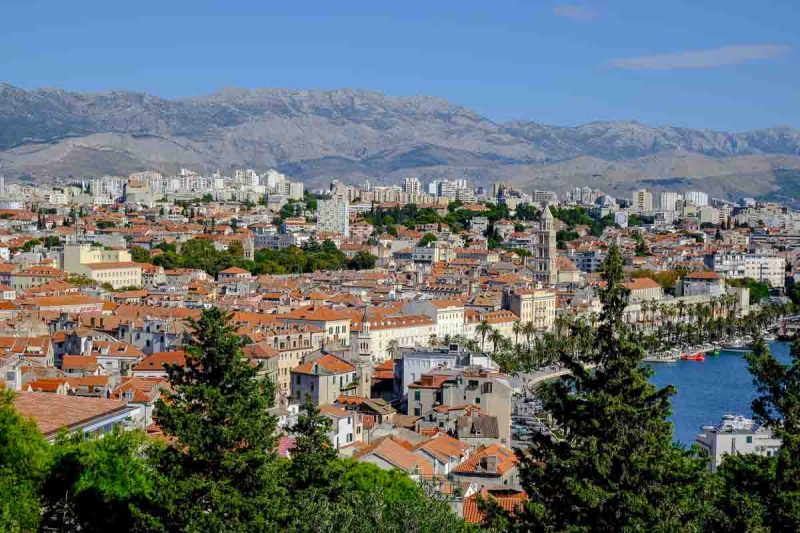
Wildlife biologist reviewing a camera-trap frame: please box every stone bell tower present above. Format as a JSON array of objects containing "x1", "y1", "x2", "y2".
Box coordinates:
[{"x1": 354, "y1": 317, "x2": 374, "y2": 397}]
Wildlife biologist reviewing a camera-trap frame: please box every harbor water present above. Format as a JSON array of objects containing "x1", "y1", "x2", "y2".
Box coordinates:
[{"x1": 648, "y1": 340, "x2": 793, "y2": 446}]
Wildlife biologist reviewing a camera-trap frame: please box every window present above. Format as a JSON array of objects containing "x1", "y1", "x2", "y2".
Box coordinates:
[
  {"x1": 414, "y1": 390, "x2": 421, "y2": 401},
  {"x1": 475, "y1": 397, "x2": 481, "y2": 404},
  {"x1": 414, "y1": 407, "x2": 421, "y2": 416},
  {"x1": 746, "y1": 436, "x2": 753, "y2": 444}
]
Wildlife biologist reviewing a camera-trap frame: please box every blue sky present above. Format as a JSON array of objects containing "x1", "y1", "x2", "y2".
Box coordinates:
[{"x1": 1, "y1": 0, "x2": 797, "y2": 130}]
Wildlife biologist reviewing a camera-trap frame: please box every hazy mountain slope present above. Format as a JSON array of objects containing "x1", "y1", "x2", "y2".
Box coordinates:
[{"x1": 1, "y1": 83, "x2": 799, "y2": 198}]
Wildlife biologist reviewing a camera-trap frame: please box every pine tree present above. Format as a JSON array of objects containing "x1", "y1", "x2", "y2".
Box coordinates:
[
  {"x1": 741, "y1": 335, "x2": 800, "y2": 529},
  {"x1": 144, "y1": 307, "x2": 285, "y2": 531},
  {"x1": 513, "y1": 244, "x2": 707, "y2": 531},
  {"x1": 288, "y1": 394, "x2": 339, "y2": 494}
]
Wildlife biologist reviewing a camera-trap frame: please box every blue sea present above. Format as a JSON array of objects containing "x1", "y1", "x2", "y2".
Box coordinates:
[{"x1": 648, "y1": 340, "x2": 793, "y2": 446}]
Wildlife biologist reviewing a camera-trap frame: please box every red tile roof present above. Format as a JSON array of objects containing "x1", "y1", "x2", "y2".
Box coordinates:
[
  {"x1": 13, "y1": 392, "x2": 132, "y2": 437},
  {"x1": 292, "y1": 354, "x2": 355, "y2": 375},
  {"x1": 462, "y1": 489, "x2": 527, "y2": 524},
  {"x1": 453, "y1": 444, "x2": 518, "y2": 475}
]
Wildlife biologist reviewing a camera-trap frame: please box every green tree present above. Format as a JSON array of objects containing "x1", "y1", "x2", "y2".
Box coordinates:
[
  {"x1": 144, "y1": 308, "x2": 284, "y2": 531},
  {"x1": 512, "y1": 244, "x2": 707, "y2": 531},
  {"x1": 348, "y1": 251, "x2": 377, "y2": 270},
  {"x1": 228, "y1": 240, "x2": 245, "y2": 257},
  {"x1": 130, "y1": 246, "x2": 152, "y2": 264},
  {"x1": 21, "y1": 238, "x2": 42, "y2": 252},
  {"x1": 0, "y1": 389, "x2": 50, "y2": 532},
  {"x1": 287, "y1": 395, "x2": 338, "y2": 495},
  {"x1": 418, "y1": 232, "x2": 437, "y2": 247},
  {"x1": 739, "y1": 335, "x2": 800, "y2": 529},
  {"x1": 42, "y1": 429, "x2": 155, "y2": 532}
]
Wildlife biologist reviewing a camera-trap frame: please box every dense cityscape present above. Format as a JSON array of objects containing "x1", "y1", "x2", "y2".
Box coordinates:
[{"x1": 1, "y1": 164, "x2": 799, "y2": 530}]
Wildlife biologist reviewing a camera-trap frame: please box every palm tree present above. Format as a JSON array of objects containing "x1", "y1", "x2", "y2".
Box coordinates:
[
  {"x1": 387, "y1": 339, "x2": 399, "y2": 360},
  {"x1": 476, "y1": 320, "x2": 492, "y2": 352},
  {"x1": 464, "y1": 339, "x2": 480, "y2": 352},
  {"x1": 428, "y1": 334, "x2": 439, "y2": 348},
  {"x1": 640, "y1": 300, "x2": 651, "y2": 327},
  {"x1": 512, "y1": 320, "x2": 523, "y2": 347},
  {"x1": 522, "y1": 321, "x2": 536, "y2": 350},
  {"x1": 676, "y1": 300, "x2": 687, "y2": 323},
  {"x1": 488, "y1": 328, "x2": 504, "y2": 354},
  {"x1": 442, "y1": 334, "x2": 453, "y2": 348}
]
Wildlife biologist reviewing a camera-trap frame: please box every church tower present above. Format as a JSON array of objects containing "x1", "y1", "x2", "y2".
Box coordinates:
[
  {"x1": 354, "y1": 317, "x2": 374, "y2": 397},
  {"x1": 530, "y1": 205, "x2": 557, "y2": 285}
]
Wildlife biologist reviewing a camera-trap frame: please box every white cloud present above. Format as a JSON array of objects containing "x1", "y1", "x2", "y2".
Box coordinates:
[
  {"x1": 554, "y1": 4, "x2": 597, "y2": 21},
  {"x1": 610, "y1": 44, "x2": 790, "y2": 70}
]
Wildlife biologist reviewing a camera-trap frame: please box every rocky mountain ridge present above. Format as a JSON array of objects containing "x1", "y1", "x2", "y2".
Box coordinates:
[{"x1": 1, "y1": 83, "x2": 799, "y2": 199}]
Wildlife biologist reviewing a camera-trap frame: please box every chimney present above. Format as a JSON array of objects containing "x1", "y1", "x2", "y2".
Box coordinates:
[{"x1": 485, "y1": 455, "x2": 498, "y2": 473}]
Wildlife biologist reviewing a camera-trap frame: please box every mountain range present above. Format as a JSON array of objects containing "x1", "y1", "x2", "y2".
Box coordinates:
[{"x1": 1, "y1": 82, "x2": 799, "y2": 200}]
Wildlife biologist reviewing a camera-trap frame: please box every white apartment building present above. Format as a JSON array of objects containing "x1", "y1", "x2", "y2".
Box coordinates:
[
  {"x1": 704, "y1": 252, "x2": 785, "y2": 289},
  {"x1": 402, "y1": 299, "x2": 465, "y2": 339},
  {"x1": 403, "y1": 177, "x2": 422, "y2": 195},
  {"x1": 685, "y1": 191, "x2": 709, "y2": 207},
  {"x1": 699, "y1": 206, "x2": 721, "y2": 225},
  {"x1": 533, "y1": 190, "x2": 558, "y2": 205},
  {"x1": 696, "y1": 416, "x2": 781, "y2": 473},
  {"x1": 351, "y1": 314, "x2": 436, "y2": 363},
  {"x1": 502, "y1": 288, "x2": 557, "y2": 332},
  {"x1": 631, "y1": 189, "x2": 653, "y2": 213},
  {"x1": 659, "y1": 191, "x2": 683, "y2": 212},
  {"x1": 316, "y1": 198, "x2": 350, "y2": 237}
]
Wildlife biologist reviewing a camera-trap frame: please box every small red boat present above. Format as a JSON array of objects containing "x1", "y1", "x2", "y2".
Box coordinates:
[{"x1": 680, "y1": 352, "x2": 705, "y2": 361}]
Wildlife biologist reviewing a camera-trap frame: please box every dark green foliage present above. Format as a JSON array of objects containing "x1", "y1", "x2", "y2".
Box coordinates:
[
  {"x1": 42, "y1": 429, "x2": 155, "y2": 532},
  {"x1": 281, "y1": 199, "x2": 304, "y2": 219},
  {"x1": 287, "y1": 396, "x2": 338, "y2": 494},
  {"x1": 627, "y1": 214, "x2": 654, "y2": 227},
  {"x1": 152, "y1": 237, "x2": 254, "y2": 277},
  {"x1": 512, "y1": 245, "x2": 708, "y2": 531},
  {"x1": 727, "y1": 277, "x2": 771, "y2": 303},
  {"x1": 144, "y1": 307, "x2": 285, "y2": 531},
  {"x1": 130, "y1": 245, "x2": 152, "y2": 263},
  {"x1": 739, "y1": 335, "x2": 800, "y2": 529},
  {"x1": 0, "y1": 389, "x2": 50, "y2": 532},
  {"x1": 550, "y1": 205, "x2": 614, "y2": 237},
  {"x1": 42, "y1": 235, "x2": 62, "y2": 248},
  {"x1": 347, "y1": 251, "x2": 377, "y2": 270},
  {"x1": 281, "y1": 396, "x2": 467, "y2": 532},
  {"x1": 304, "y1": 191, "x2": 319, "y2": 211},
  {"x1": 555, "y1": 229, "x2": 579, "y2": 245},
  {"x1": 418, "y1": 232, "x2": 437, "y2": 247},
  {"x1": 20, "y1": 238, "x2": 41, "y2": 252}
]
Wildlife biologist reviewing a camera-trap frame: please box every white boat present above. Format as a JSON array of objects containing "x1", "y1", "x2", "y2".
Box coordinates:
[{"x1": 717, "y1": 414, "x2": 756, "y2": 432}]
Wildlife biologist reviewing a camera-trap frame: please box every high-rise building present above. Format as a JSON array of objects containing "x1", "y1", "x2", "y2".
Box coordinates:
[
  {"x1": 403, "y1": 177, "x2": 421, "y2": 195},
  {"x1": 533, "y1": 190, "x2": 558, "y2": 205},
  {"x1": 631, "y1": 189, "x2": 653, "y2": 212},
  {"x1": 660, "y1": 192, "x2": 683, "y2": 212},
  {"x1": 437, "y1": 180, "x2": 458, "y2": 199},
  {"x1": 316, "y1": 198, "x2": 350, "y2": 237},
  {"x1": 287, "y1": 181, "x2": 304, "y2": 200},
  {"x1": 685, "y1": 191, "x2": 709, "y2": 207}
]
